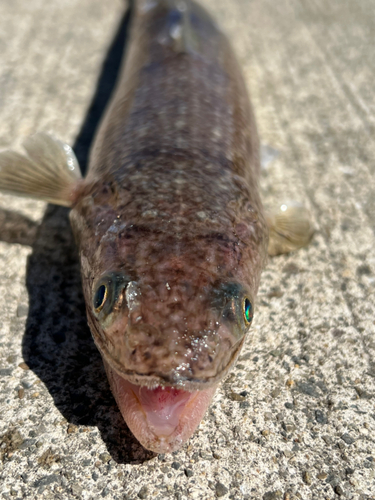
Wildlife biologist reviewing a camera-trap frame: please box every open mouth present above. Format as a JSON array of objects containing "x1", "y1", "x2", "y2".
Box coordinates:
[{"x1": 105, "y1": 362, "x2": 217, "y2": 453}]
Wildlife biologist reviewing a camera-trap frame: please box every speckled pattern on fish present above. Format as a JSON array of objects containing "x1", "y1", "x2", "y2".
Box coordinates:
[{"x1": 0, "y1": 0, "x2": 268, "y2": 453}]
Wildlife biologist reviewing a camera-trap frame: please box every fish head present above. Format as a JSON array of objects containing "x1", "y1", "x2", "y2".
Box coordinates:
[
  {"x1": 78, "y1": 211, "x2": 264, "y2": 452},
  {"x1": 88, "y1": 270, "x2": 254, "y2": 387}
]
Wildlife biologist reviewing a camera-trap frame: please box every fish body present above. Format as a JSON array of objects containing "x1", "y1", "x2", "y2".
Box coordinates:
[
  {"x1": 73, "y1": 0, "x2": 268, "y2": 451},
  {"x1": 0, "y1": 0, "x2": 269, "y2": 452}
]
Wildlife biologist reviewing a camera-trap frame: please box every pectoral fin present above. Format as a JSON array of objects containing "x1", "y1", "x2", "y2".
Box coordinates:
[
  {"x1": 266, "y1": 201, "x2": 314, "y2": 256},
  {"x1": 0, "y1": 133, "x2": 82, "y2": 207}
]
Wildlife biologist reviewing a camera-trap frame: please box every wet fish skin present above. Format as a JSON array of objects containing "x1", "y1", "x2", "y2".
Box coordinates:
[
  {"x1": 70, "y1": 0, "x2": 268, "y2": 451},
  {"x1": 0, "y1": 0, "x2": 269, "y2": 453}
]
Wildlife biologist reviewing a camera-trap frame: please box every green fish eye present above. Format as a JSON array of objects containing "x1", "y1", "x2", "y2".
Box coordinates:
[
  {"x1": 243, "y1": 298, "x2": 253, "y2": 325},
  {"x1": 94, "y1": 284, "x2": 107, "y2": 312}
]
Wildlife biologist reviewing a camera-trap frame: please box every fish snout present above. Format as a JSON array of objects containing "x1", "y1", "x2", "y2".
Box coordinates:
[{"x1": 122, "y1": 321, "x2": 240, "y2": 387}]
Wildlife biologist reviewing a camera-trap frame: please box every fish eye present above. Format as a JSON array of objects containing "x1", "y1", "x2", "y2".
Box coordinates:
[
  {"x1": 242, "y1": 298, "x2": 253, "y2": 325},
  {"x1": 94, "y1": 284, "x2": 108, "y2": 312},
  {"x1": 92, "y1": 272, "x2": 130, "y2": 320}
]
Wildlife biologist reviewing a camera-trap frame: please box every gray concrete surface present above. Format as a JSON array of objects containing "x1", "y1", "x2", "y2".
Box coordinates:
[{"x1": 0, "y1": 0, "x2": 374, "y2": 499}]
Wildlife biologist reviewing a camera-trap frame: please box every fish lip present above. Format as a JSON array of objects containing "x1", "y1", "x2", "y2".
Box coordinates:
[
  {"x1": 107, "y1": 365, "x2": 220, "y2": 391},
  {"x1": 92, "y1": 331, "x2": 246, "y2": 391},
  {"x1": 105, "y1": 362, "x2": 218, "y2": 453},
  {"x1": 101, "y1": 352, "x2": 241, "y2": 391}
]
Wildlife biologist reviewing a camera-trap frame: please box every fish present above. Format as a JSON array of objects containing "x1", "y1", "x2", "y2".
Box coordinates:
[{"x1": 0, "y1": 0, "x2": 312, "y2": 453}]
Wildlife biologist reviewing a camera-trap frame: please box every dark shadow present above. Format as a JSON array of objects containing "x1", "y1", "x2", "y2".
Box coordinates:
[
  {"x1": 0, "y1": 208, "x2": 38, "y2": 245},
  {"x1": 74, "y1": 0, "x2": 133, "y2": 176},
  {"x1": 22, "y1": 2, "x2": 154, "y2": 465}
]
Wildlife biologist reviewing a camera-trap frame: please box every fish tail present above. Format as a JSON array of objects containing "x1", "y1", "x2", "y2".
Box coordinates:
[{"x1": 0, "y1": 133, "x2": 82, "y2": 207}]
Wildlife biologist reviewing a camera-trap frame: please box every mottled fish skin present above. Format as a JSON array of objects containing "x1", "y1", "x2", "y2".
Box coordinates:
[
  {"x1": 68, "y1": 0, "x2": 268, "y2": 451},
  {"x1": 0, "y1": 0, "x2": 312, "y2": 454}
]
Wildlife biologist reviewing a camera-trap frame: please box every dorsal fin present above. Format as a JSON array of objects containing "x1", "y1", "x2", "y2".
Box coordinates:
[{"x1": 0, "y1": 133, "x2": 82, "y2": 207}]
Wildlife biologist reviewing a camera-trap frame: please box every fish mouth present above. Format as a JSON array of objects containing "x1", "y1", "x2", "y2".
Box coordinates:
[{"x1": 104, "y1": 361, "x2": 217, "y2": 453}]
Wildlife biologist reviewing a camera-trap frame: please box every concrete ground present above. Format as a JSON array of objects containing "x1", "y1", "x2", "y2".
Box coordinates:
[{"x1": 0, "y1": 0, "x2": 374, "y2": 499}]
